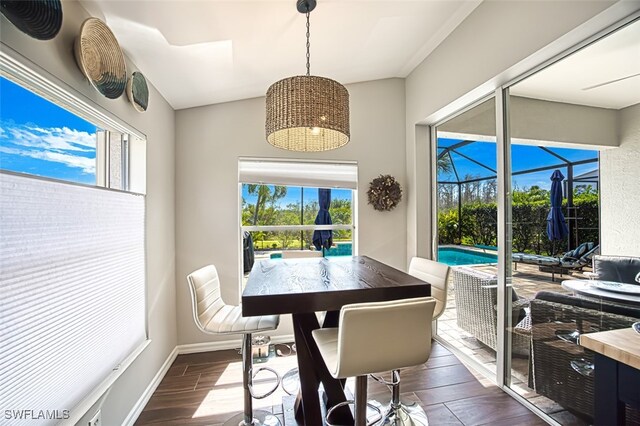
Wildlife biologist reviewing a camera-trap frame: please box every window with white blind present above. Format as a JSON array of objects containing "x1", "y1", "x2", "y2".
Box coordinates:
[
  {"x1": 0, "y1": 50, "x2": 148, "y2": 425},
  {"x1": 239, "y1": 158, "x2": 358, "y2": 273}
]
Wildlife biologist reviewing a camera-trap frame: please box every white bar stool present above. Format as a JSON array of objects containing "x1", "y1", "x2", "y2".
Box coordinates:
[
  {"x1": 187, "y1": 264, "x2": 281, "y2": 426},
  {"x1": 369, "y1": 257, "x2": 450, "y2": 425},
  {"x1": 312, "y1": 297, "x2": 437, "y2": 426}
]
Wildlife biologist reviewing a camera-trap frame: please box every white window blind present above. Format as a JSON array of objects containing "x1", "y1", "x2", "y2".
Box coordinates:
[
  {"x1": 0, "y1": 172, "x2": 146, "y2": 425},
  {"x1": 238, "y1": 159, "x2": 358, "y2": 189}
]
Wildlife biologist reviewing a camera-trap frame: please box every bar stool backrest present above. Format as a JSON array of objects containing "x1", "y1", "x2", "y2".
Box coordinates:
[
  {"x1": 187, "y1": 264, "x2": 226, "y2": 334},
  {"x1": 409, "y1": 257, "x2": 450, "y2": 319},
  {"x1": 334, "y1": 297, "x2": 436, "y2": 378}
]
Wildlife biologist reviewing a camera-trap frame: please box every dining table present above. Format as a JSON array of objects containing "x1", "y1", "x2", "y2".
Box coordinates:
[{"x1": 241, "y1": 255, "x2": 432, "y2": 425}]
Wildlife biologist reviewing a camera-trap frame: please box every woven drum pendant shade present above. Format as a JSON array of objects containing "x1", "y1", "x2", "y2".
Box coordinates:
[{"x1": 266, "y1": 75, "x2": 350, "y2": 152}]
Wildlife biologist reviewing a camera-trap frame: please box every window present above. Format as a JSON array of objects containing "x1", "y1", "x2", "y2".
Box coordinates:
[
  {"x1": 238, "y1": 159, "x2": 357, "y2": 271},
  {"x1": 0, "y1": 75, "x2": 145, "y2": 193},
  {"x1": 0, "y1": 53, "x2": 147, "y2": 425},
  {"x1": 0, "y1": 76, "x2": 98, "y2": 185}
]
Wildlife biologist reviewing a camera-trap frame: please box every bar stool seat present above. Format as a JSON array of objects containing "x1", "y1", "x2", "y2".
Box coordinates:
[
  {"x1": 188, "y1": 264, "x2": 281, "y2": 426},
  {"x1": 313, "y1": 297, "x2": 436, "y2": 426}
]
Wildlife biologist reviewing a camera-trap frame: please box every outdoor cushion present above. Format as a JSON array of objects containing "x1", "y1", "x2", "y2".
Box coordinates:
[
  {"x1": 512, "y1": 253, "x2": 560, "y2": 266},
  {"x1": 592, "y1": 255, "x2": 640, "y2": 285},
  {"x1": 559, "y1": 245, "x2": 599, "y2": 268},
  {"x1": 561, "y1": 242, "x2": 594, "y2": 262},
  {"x1": 513, "y1": 243, "x2": 598, "y2": 269}
]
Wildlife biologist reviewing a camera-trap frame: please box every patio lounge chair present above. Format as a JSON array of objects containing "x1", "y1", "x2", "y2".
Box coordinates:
[
  {"x1": 512, "y1": 242, "x2": 599, "y2": 281},
  {"x1": 529, "y1": 291, "x2": 640, "y2": 421}
]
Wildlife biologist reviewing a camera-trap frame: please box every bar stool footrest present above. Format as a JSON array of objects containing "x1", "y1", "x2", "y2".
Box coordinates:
[
  {"x1": 326, "y1": 400, "x2": 382, "y2": 426},
  {"x1": 249, "y1": 366, "x2": 281, "y2": 399}
]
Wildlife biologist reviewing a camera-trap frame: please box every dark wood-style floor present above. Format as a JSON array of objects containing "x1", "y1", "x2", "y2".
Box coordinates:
[{"x1": 135, "y1": 341, "x2": 548, "y2": 425}]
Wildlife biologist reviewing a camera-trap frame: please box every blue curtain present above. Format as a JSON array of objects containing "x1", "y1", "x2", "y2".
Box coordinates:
[
  {"x1": 546, "y1": 170, "x2": 569, "y2": 244},
  {"x1": 312, "y1": 188, "x2": 333, "y2": 251}
]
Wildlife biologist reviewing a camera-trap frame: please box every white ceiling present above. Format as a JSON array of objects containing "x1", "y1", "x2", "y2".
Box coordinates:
[
  {"x1": 511, "y1": 19, "x2": 640, "y2": 110},
  {"x1": 80, "y1": 0, "x2": 480, "y2": 110}
]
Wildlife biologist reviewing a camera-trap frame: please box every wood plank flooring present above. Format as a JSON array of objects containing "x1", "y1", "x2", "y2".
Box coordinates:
[{"x1": 135, "y1": 342, "x2": 547, "y2": 425}]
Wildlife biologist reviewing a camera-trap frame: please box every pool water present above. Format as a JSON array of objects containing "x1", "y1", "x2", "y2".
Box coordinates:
[{"x1": 438, "y1": 247, "x2": 497, "y2": 266}]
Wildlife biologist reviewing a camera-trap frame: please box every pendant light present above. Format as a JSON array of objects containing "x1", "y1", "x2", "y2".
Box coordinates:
[{"x1": 265, "y1": 0, "x2": 350, "y2": 152}]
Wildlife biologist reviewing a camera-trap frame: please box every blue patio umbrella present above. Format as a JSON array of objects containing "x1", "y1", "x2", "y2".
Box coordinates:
[
  {"x1": 312, "y1": 188, "x2": 333, "y2": 252},
  {"x1": 546, "y1": 170, "x2": 569, "y2": 253}
]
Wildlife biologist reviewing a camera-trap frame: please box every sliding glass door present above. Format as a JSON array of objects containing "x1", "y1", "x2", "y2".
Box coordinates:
[
  {"x1": 433, "y1": 97, "x2": 500, "y2": 376},
  {"x1": 433, "y1": 16, "x2": 640, "y2": 425}
]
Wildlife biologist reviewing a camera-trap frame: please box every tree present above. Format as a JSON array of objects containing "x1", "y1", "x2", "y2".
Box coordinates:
[
  {"x1": 438, "y1": 153, "x2": 453, "y2": 174},
  {"x1": 246, "y1": 184, "x2": 287, "y2": 225}
]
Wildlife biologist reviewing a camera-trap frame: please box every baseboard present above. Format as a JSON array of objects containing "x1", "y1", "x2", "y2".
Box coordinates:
[
  {"x1": 177, "y1": 334, "x2": 295, "y2": 354},
  {"x1": 122, "y1": 345, "x2": 179, "y2": 426}
]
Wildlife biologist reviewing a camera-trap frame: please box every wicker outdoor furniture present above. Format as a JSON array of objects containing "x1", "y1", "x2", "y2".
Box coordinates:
[
  {"x1": 452, "y1": 267, "x2": 529, "y2": 355},
  {"x1": 530, "y1": 291, "x2": 640, "y2": 421}
]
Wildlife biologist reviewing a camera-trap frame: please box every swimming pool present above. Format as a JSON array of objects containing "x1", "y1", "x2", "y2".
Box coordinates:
[{"x1": 438, "y1": 247, "x2": 497, "y2": 266}]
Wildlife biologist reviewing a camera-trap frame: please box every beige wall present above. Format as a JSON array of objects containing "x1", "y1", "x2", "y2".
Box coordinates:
[
  {"x1": 439, "y1": 96, "x2": 619, "y2": 148},
  {"x1": 175, "y1": 78, "x2": 406, "y2": 344},
  {"x1": 0, "y1": 1, "x2": 177, "y2": 425},
  {"x1": 601, "y1": 103, "x2": 640, "y2": 256},
  {"x1": 404, "y1": 0, "x2": 628, "y2": 261}
]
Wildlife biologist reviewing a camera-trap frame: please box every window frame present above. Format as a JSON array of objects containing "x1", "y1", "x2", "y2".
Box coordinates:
[{"x1": 0, "y1": 48, "x2": 146, "y2": 194}]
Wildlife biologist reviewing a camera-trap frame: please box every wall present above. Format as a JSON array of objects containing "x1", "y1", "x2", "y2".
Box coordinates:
[
  {"x1": 0, "y1": 1, "x2": 177, "y2": 425},
  {"x1": 175, "y1": 78, "x2": 406, "y2": 345},
  {"x1": 404, "y1": 0, "x2": 634, "y2": 261},
  {"x1": 601, "y1": 103, "x2": 640, "y2": 256},
  {"x1": 439, "y1": 96, "x2": 619, "y2": 148}
]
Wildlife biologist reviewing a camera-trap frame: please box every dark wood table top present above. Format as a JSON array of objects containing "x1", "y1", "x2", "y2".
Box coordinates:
[{"x1": 242, "y1": 255, "x2": 431, "y2": 316}]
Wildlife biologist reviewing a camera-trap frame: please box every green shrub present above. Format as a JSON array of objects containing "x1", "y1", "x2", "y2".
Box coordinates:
[
  {"x1": 438, "y1": 209, "x2": 460, "y2": 245},
  {"x1": 438, "y1": 192, "x2": 599, "y2": 254}
]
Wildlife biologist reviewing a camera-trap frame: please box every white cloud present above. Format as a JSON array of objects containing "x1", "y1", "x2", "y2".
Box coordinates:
[
  {"x1": 0, "y1": 122, "x2": 97, "y2": 175},
  {"x1": 3, "y1": 123, "x2": 95, "y2": 152}
]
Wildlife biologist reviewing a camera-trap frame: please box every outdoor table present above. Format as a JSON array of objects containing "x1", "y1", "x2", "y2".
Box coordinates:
[
  {"x1": 561, "y1": 279, "x2": 640, "y2": 307},
  {"x1": 242, "y1": 255, "x2": 431, "y2": 425}
]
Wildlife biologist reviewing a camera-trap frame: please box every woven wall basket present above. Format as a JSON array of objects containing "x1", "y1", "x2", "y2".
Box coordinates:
[
  {"x1": 74, "y1": 17, "x2": 126, "y2": 99},
  {"x1": 127, "y1": 71, "x2": 149, "y2": 113},
  {"x1": 0, "y1": 0, "x2": 62, "y2": 40}
]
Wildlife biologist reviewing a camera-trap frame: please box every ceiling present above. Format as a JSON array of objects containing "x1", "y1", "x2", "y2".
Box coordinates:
[
  {"x1": 80, "y1": 1, "x2": 480, "y2": 110},
  {"x1": 511, "y1": 19, "x2": 640, "y2": 110}
]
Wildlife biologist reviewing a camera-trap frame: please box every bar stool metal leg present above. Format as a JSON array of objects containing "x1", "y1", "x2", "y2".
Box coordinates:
[
  {"x1": 355, "y1": 375, "x2": 368, "y2": 426},
  {"x1": 223, "y1": 334, "x2": 281, "y2": 426},
  {"x1": 375, "y1": 370, "x2": 429, "y2": 426}
]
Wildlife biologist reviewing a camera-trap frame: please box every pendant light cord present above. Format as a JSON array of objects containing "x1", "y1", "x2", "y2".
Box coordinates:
[{"x1": 305, "y1": 10, "x2": 311, "y2": 76}]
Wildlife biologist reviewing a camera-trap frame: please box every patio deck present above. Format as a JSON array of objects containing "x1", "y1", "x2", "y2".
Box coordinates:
[{"x1": 437, "y1": 262, "x2": 591, "y2": 425}]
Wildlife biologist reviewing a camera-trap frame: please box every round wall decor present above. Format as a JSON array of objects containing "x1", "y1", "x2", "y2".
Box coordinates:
[
  {"x1": 127, "y1": 71, "x2": 149, "y2": 113},
  {"x1": 0, "y1": 0, "x2": 63, "y2": 40},
  {"x1": 367, "y1": 174, "x2": 402, "y2": 212},
  {"x1": 74, "y1": 17, "x2": 126, "y2": 99}
]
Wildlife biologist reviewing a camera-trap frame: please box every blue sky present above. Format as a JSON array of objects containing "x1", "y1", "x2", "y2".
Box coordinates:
[
  {"x1": 0, "y1": 76, "x2": 98, "y2": 185},
  {"x1": 438, "y1": 137, "x2": 598, "y2": 190}
]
